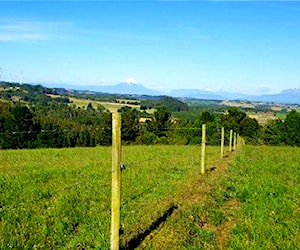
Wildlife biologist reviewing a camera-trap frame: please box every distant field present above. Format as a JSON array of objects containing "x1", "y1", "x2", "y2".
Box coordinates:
[
  {"x1": 222, "y1": 101, "x2": 255, "y2": 109},
  {"x1": 0, "y1": 145, "x2": 220, "y2": 249},
  {"x1": 250, "y1": 111, "x2": 293, "y2": 122},
  {"x1": 68, "y1": 97, "x2": 140, "y2": 113},
  {"x1": 100, "y1": 101, "x2": 140, "y2": 113},
  {"x1": 275, "y1": 111, "x2": 287, "y2": 120},
  {"x1": 68, "y1": 96, "x2": 156, "y2": 114},
  {"x1": 185, "y1": 99, "x2": 222, "y2": 107},
  {"x1": 247, "y1": 111, "x2": 277, "y2": 125}
]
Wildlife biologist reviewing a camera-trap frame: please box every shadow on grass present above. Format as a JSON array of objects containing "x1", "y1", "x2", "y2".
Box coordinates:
[
  {"x1": 207, "y1": 166, "x2": 217, "y2": 172},
  {"x1": 121, "y1": 204, "x2": 178, "y2": 249}
]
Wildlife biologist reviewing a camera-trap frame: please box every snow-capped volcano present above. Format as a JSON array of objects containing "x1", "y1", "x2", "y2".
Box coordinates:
[
  {"x1": 124, "y1": 77, "x2": 138, "y2": 84},
  {"x1": 74, "y1": 77, "x2": 160, "y2": 95}
]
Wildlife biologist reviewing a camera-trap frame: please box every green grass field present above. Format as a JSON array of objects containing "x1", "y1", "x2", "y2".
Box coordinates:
[
  {"x1": 1, "y1": 145, "x2": 299, "y2": 249},
  {"x1": 139, "y1": 146, "x2": 299, "y2": 249},
  {"x1": 0, "y1": 145, "x2": 220, "y2": 249},
  {"x1": 275, "y1": 111, "x2": 287, "y2": 120},
  {"x1": 68, "y1": 97, "x2": 141, "y2": 113},
  {"x1": 226, "y1": 146, "x2": 300, "y2": 249}
]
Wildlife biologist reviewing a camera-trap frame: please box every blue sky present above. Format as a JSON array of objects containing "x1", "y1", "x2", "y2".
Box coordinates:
[{"x1": 0, "y1": 1, "x2": 300, "y2": 94}]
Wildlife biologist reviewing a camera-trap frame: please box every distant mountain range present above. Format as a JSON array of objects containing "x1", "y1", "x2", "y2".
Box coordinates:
[
  {"x1": 44, "y1": 77, "x2": 160, "y2": 96},
  {"x1": 43, "y1": 78, "x2": 300, "y2": 105},
  {"x1": 252, "y1": 88, "x2": 300, "y2": 104},
  {"x1": 169, "y1": 88, "x2": 300, "y2": 105}
]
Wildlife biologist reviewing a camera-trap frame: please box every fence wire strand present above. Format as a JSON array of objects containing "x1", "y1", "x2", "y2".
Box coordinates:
[
  {"x1": 124, "y1": 153, "x2": 173, "y2": 168},
  {"x1": 0, "y1": 127, "x2": 109, "y2": 136},
  {"x1": 0, "y1": 175, "x2": 110, "y2": 213}
]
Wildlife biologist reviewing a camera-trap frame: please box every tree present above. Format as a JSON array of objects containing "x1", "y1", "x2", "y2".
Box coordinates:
[
  {"x1": 148, "y1": 107, "x2": 171, "y2": 138},
  {"x1": 118, "y1": 107, "x2": 140, "y2": 143},
  {"x1": 199, "y1": 111, "x2": 215, "y2": 124},
  {"x1": 2, "y1": 105, "x2": 40, "y2": 149},
  {"x1": 263, "y1": 119, "x2": 284, "y2": 145},
  {"x1": 239, "y1": 117, "x2": 261, "y2": 143},
  {"x1": 86, "y1": 102, "x2": 95, "y2": 111},
  {"x1": 193, "y1": 111, "x2": 219, "y2": 145},
  {"x1": 36, "y1": 121, "x2": 63, "y2": 148},
  {"x1": 284, "y1": 110, "x2": 300, "y2": 146},
  {"x1": 136, "y1": 131, "x2": 157, "y2": 145},
  {"x1": 221, "y1": 108, "x2": 246, "y2": 131}
]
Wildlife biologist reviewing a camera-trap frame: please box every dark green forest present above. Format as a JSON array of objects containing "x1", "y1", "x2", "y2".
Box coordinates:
[{"x1": 0, "y1": 82, "x2": 299, "y2": 149}]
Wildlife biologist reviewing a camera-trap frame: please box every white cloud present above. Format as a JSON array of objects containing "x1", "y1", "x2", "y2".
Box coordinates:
[
  {"x1": 0, "y1": 33, "x2": 49, "y2": 41},
  {"x1": 0, "y1": 20, "x2": 73, "y2": 42}
]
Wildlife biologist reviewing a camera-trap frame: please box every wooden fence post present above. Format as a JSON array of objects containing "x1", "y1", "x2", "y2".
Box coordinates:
[
  {"x1": 201, "y1": 124, "x2": 206, "y2": 174},
  {"x1": 237, "y1": 134, "x2": 240, "y2": 149},
  {"x1": 221, "y1": 127, "x2": 224, "y2": 158},
  {"x1": 233, "y1": 132, "x2": 237, "y2": 151},
  {"x1": 229, "y1": 129, "x2": 233, "y2": 152},
  {"x1": 111, "y1": 112, "x2": 121, "y2": 250}
]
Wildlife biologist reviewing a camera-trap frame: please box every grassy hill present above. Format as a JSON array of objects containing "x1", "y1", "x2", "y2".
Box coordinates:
[{"x1": 0, "y1": 145, "x2": 299, "y2": 249}]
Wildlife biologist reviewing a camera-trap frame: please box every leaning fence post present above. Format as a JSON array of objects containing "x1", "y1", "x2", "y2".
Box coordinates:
[
  {"x1": 201, "y1": 124, "x2": 206, "y2": 174},
  {"x1": 229, "y1": 129, "x2": 233, "y2": 152},
  {"x1": 233, "y1": 132, "x2": 237, "y2": 151},
  {"x1": 111, "y1": 112, "x2": 121, "y2": 250},
  {"x1": 221, "y1": 127, "x2": 224, "y2": 158}
]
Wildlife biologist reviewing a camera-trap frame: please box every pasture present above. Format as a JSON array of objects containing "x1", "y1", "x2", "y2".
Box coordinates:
[
  {"x1": 68, "y1": 97, "x2": 141, "y2": 113},
  {"x1": 0, "y1": 145, "x2": 299, "y2": 249},
  {"x1": 0, "y1": 145, "x2": 220, "y2": 249},
  {"x1": 137, "y1": 146, "x2": 300, "y2": 249}
]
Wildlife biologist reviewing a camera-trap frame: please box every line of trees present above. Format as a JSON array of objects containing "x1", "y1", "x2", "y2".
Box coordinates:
[
  {"x1": 119, "y1": 106, "x2": 300, "y2": 146},
  {"x1": 1, "y1": 100, "x2": 299, "y2": 149},
  {"x1": 0, "y1": 101, "x2": 112, "y2": 149}
]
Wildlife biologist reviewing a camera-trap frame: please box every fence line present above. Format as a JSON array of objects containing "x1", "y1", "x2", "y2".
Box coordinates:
[
  {"x1": 0, "y1": 114, "x2": 244, "y2": 249},
  {"x1": 120, "y1": 145, "x2": 202, "y2": 208},
  {"x1": 0, "y1": 127, "x2": 109, "y2": 136},
  {"x1": 110, "y1": 113, "x2": 244, "y2": 249}
]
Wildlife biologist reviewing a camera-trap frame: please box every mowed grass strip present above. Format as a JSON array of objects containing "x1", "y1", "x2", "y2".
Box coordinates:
[{"x1": 0, "y1": 145, "x2": 219, "y2": 249}]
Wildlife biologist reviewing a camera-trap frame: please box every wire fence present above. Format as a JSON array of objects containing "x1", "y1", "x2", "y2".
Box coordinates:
[
  {"x1": 0, "y1": 151, "x2": 168, "y2": 213},
  {"x1": 0, "y1": 127, "x2": 109, "y2": 135},
  {"x1": 0, "y1": 118, "x2": 244, "y2": 249},
  {"x1": 0, "y1": 175, "x2": 110, "y2": 213}
]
